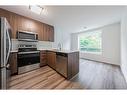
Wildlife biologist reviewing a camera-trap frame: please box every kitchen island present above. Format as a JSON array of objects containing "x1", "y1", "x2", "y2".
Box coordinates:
[{"x1": 40, "y1": 49, "x2": 79, "y2": 79}]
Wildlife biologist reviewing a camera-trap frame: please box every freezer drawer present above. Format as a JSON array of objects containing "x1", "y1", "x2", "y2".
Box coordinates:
[{"x1": 0, "y1": 68, "x2": 10, "y2": 89}]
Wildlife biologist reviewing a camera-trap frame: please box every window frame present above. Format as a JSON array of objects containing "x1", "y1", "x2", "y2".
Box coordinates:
[{"x1": 78, "y1": 30, "x2": 102, "y2": 54}]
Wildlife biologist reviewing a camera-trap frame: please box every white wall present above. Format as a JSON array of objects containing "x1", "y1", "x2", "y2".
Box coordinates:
[
  {"x1": 52, "y1": 25, "x2": 71, "y2": 50},
  {"x1": 62, "y1": 32, "x2": 71, "y2": 50},
  {"x1": 52, "y1": 26, "x2": 64, "y2": 49},
  {"x1": 71, "y1": 23, "x2": 120, "y2": 65},
  {"x1": 121, "y1": 13, "x2": 127, "y2": 83},
  {"x1": 71, "y1": 33, "x2": 78, "y2": 50}
]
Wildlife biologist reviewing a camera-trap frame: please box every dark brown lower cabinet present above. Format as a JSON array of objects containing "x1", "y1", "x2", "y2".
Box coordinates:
[
  {"x1": 68, "y1": 52, "x2": 79, "y2": 79},
  {"x1": 47, "y1": 51, "x2": 56, "y2": 69},
  {"x1": 9, "y1": 52, "x2": 17, "y2": 75},
  {"x1": 40, "y1": 50, "x2": 47, "y2": 67}
]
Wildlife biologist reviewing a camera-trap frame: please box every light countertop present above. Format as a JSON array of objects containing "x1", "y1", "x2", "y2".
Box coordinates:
[
  {"x1": 11, "y1": 49, "x2": 79, "y2": 54},
  {"x1": 39, "y1": 49, "x2": 79, "y2": 54},
  {"x1": 10, "y1": 50, "x2": 18, "y2": 53}
]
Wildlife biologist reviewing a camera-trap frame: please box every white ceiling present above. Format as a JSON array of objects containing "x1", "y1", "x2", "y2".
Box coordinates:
[{"x1": 0, "y1": 6, "x2": 126, "y2": 33}]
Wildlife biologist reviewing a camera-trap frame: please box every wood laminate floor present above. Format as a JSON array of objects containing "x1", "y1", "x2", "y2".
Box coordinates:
[
  {"x1": 10, "y1": 59, "x2": 127, "y2": 89},
  {"x1": 9, "y1": 66, "x2": 82, "y2": 89},
  {"x1": 72, "y1": 59, "x2": 127, "y2": 89}
]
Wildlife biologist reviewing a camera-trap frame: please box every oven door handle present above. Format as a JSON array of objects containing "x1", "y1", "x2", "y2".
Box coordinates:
[{"x1": 18, "y1": 51, "x2": 40, "y2": 54}]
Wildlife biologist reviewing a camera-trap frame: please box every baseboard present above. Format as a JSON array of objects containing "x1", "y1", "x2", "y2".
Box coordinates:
[
  {"x1": 121, "y1": 66, "x2": 127, "y2": 84},
  {"x1": 80, "y1": 58, "x2": 120, "y2": 67}
]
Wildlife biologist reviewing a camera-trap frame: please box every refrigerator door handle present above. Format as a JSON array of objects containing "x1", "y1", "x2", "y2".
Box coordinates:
[{"x1": 5, "y1": 27, "x2": 11, "y2": 64}]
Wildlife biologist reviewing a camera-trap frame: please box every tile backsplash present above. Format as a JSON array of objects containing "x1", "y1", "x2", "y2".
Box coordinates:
[
  {"x1": 11, "y1": 39, "x2": 53, "y2": 51},
  {"x1": 37, "y1": 41, "x2": 53, "y2": 50},
  {"x1": 11, "y1": 39, "x2": 19, "y2": 51}
]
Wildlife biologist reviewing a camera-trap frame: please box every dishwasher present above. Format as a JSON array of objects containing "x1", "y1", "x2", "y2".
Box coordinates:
[{"x1": 56, "y1": 52, "x2": 68, "y2": 78}]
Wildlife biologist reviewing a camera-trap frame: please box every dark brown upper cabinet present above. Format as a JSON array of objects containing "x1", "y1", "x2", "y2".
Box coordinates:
[
  {"x1": 49, "y1": 25, "x2": 54, "y2": 42},
  {"x1": 42, "y1": 24, "x2": 54, "y2": 42},
  {"x1": 0, "y1": 8, "x2": 54, "y2": 42}
]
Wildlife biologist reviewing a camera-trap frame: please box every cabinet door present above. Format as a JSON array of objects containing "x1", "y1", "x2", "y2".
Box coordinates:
[
  {"x1": 43, "y1": 23, "x2": 49, "y2": 41},
  {"x1": 46, "y1": 25, "x2": 54, "y2": 42},
  {"x1": 37, "y1": 22, "x2": 42, "y2": 41},
  {"x1": 0, "y1": 8, "x2": 11, "y2": 23},
  {"x1": 42, "y1": 24, "x2": 54, "y2": 42},
  {"x1": 68, "y1": 52, "x2": 79, "y2": 79},
  {"x1": 41, "y1": 23, "x2": 45, "y2": 41},
  {"x1": 50, "y1": 26, "x2": 54, "y2": 42},
  {"x1": 47, "y1": 51, "x2": 56, "y2": 69},
  {"x1": 11, "y1": 14, "x2": 18, "y2": 38},
  {"x1": 40, "y1": 50, "x2": 47, "y2": 67},
  {"x1": 48, "y1": 25, "x2": 54, "y2": 42},
  {"x1": 9, "y1": 53, "x2": 17, "y2": 75},
  {"x1": 46, "y1": 25, "x2": 50, "y2": 41},
  {"x1": 0, "y1": 9, "x2": 16, "y2": 38},
  {"x1": 72, "y1": 52, "x2": 79, "y2": 76},
  {"x1": 17, "y1": 16, "x2": 29, "y2": 31}
]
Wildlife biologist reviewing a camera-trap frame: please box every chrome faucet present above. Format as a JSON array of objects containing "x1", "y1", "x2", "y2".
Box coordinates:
[{"x1": 57, "y1": 43, "x2": 62, "y2": 51}]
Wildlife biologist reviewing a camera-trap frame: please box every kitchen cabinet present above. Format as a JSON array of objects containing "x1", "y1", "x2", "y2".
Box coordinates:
[
  {"x1": 36, "y1": 22, "x2": 42, "y2": 40},
  {"x1": 49, "y1": 25, "x2": 54, "y2": 42},
  {"x1": 40, "y1": 50, "x2": 47, "y2": 67},
  {"x1": 46, "y1": 24, "x2": 50, "y2": 41},
  {"x1": 47, "y1": 25, "x2": 54, "y2": 42},
  {"x1": 47, "y1": 51, "x2": 56, "y2": 69},
  {"x1": 0, "y1": 8, "x2": 11, "y2": 23},
  {"x1": 9, "y1": 52, "x2": 17, "y2": 75},
  {"x1": 43, "y1": 23, "x2": 48, "y2": 41},
  {"x1": 0, "y1": 8, "x2": 54, "y2": 42},
  {"x1": 17, "y1": 16, "x2": 29, "y2": 31},
  {"x1": 0, "y1": 9, "x2": 16, "y2": 38},
  {"x1": 67, "y1": 52, "x2": 79, "y2": 79},
  {"x1": 41, "y1": 23, "x2": 54, "y2": 42},
  {"x1": 17, "y1": 16, "x2": 38, "y2": 33},
  {"x1": 11, "y1": 14, "x2": 18, "y2": 38}
]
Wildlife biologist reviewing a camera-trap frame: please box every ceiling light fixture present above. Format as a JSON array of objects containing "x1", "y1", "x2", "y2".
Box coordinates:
[{"x1": 29, "y1": 5, "x2": 43, "y2": 15}]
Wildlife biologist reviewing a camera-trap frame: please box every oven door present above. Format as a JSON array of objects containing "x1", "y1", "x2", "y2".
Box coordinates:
[
  {"x1": 18, "y1": 52, "x2": 40, "y2": 67},
  {"x1": 17, "y1": 52, "x2": 40, "y2": 74}
]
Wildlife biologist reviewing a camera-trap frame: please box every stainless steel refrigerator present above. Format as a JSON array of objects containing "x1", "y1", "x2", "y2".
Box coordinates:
[{"x1": 0, "y1": 17, "x2": 12, "y2": 89}]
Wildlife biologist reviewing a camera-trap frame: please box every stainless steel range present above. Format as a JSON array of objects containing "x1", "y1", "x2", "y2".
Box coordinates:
[{"x1": 17, "y1": 44, "x2": 40, "y2": 74}]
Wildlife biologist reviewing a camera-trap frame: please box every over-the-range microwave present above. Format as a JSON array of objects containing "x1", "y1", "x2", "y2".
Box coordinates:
[{"x1": 17, "y1": 30, "x2": 38, "y2": 42}]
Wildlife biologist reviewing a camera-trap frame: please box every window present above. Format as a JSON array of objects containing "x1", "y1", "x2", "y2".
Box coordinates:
[{"x1": 78, "y1": 30, "x2": 102, "y2": 54}]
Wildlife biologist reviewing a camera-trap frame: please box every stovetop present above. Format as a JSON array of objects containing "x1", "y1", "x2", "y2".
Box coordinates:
[
  {"x1": 18, "y1": 44, "x2": 38, "y2": 52},
  {"x1": 18, "y1": 48, "x2": 38, "y2": 52}
]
